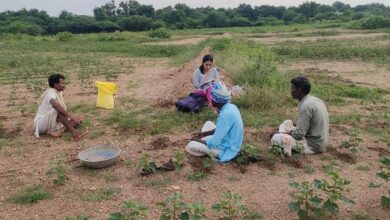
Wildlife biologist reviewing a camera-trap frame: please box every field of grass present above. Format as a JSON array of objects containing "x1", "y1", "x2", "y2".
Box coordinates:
[{"x1": 0, "y1": 25, "x2": 389, "y2": 219}]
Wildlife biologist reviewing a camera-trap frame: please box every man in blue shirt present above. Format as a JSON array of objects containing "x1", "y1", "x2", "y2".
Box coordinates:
[{"x1": 186, "y1": 82, "x2": 244, "y2": 162}]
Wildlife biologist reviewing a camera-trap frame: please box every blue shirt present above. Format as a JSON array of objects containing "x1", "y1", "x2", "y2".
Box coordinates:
[{"x1": 206, "y1": 103, "x2": 244, "y2": 162}]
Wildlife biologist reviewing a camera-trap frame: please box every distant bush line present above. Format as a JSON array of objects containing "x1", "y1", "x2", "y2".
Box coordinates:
[{"x1": 0, "y1": 1, "x2": 389, "y2": 35}]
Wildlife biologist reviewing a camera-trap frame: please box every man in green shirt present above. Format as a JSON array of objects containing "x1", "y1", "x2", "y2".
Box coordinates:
[{"x1": 270, "y1": 77, "x2": 329, "y2": 156}]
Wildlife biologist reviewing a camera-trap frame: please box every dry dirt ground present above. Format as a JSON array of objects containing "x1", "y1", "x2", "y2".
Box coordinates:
[{"x1": 0, "y1": 39, "x2": 389, "y2": 219}]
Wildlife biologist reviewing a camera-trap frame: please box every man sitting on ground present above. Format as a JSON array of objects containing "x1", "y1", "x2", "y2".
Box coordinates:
[
  {"x1": 270, "y1": 76, "x2": 329, "y2": 156},
  {"x1": 186, "y1": 82, "x2": 244, "y2": 162},
  {"x1": 34, "y1": 73, "x2": 86, "y2": 141}
]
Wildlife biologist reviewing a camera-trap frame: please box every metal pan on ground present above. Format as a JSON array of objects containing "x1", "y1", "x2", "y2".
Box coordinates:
[{"x1": 78, "y1": 145, "x2": 121, "y2": 168}]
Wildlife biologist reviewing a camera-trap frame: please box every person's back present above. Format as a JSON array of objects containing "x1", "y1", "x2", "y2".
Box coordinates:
[
  {"x1": 207, "y1": 103, "x2": 244, "y2": 162},
  {"x1": 298, "y1": 95, "x2": 329, "y2": 152}
]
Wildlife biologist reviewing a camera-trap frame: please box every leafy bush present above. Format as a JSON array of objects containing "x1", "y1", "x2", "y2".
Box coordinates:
[
  {"x1": 2, "y1": 21, "x2": 46, "y2": 35},
  {"x1": 56, "y1": 31, "x2": 73, "y2": 42},
  {"x1": 230, "y1": 16, "x2": 252, "y2": 27},
  {"x1": 360, "y1": 16, "x2": 390, "y2": 29},
  {"x1": 148, "y1": 28, "x2": 171, "y2": 39},
  {"x1": 117, "y1": 15, "x2": 153, "y2": 31}
]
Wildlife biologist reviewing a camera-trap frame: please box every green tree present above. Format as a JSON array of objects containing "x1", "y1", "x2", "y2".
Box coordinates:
[
  {"x1": 117, "y1": 15, "x2": 152, "y2": 31},
  {"x1": 204, "y1": 11, "x2": 229, "y2": 28}
]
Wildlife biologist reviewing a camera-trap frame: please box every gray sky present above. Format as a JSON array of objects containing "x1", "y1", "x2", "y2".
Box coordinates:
[{"x1": 0, "y1": 0, "x2": 389, "y2": 16}]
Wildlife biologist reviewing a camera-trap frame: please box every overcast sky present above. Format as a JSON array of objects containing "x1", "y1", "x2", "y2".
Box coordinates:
[{"x1": 0, "y1": 0, "x2": 389, "y2": 16}]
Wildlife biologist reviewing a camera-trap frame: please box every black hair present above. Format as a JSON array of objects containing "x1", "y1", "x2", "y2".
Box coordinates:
[
  {"x1": 290, "y1": 76, "x2": 311, "y2": 95},
  {"x1": 48, "y1": 73, "x2": 65, "y2": 88},
  {"x1": 199, "y1": 54, "x2": 213, "y2": 74}
]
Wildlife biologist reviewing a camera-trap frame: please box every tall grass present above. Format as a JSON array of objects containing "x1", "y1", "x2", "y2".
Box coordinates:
[
  {"x1": 213, "y1": 38, "x2": 292, "y2": 111},
  {"x1": 273, "y1": 40, "x2": 390, "y2": 60}
]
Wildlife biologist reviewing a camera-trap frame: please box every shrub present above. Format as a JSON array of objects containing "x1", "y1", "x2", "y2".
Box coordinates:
[
  {"x1": 360, "y1": 16, "x2": 390, "y2": 29},
  {"x1": 117, "y1": 15, "x2": 153, "y2": 31},
  {"x1": 230, "y1": 16, "x2": 252, "y2": 27},
  {"x1": 148, "y1": 28, "x2": 171, "y2": 39},
  {"x1": 56, "y1": 31, "x2": 73, "y2": 42}
]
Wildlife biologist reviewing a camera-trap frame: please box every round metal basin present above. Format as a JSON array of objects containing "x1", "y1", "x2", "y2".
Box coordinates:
[{"x1": 78, "y1": 146, "x2": 121, "y2": 168}]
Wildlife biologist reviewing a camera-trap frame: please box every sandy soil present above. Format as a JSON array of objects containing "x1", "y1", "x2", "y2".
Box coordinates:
[{"x1": 0, "y1": 40, "x2": 389, "y2": 220}]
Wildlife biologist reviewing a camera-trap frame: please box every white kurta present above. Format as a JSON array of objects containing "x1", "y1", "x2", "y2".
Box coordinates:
[{"x1": 33, "y1": 88, "x2": 66, "y2": 137}]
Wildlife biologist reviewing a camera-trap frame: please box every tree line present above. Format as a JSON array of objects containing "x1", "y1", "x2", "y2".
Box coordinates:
[{"x1": 0, "y1": 1, "x2": 389, "y2": 35}]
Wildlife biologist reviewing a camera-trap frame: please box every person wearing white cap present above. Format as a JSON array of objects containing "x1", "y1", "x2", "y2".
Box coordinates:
[{"x1": 186, "y1": 82, "x2": 244, "y2": 162}]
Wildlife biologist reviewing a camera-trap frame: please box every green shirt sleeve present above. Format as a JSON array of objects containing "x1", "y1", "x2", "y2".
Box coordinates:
[{"x1": 291, "y1": 104, "x2": 312, "y2": 140}]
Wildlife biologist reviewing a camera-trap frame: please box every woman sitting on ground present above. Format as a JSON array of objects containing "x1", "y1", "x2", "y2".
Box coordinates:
[{"x1": 192, "y1": 54, "x2": 219, "y2": 107}]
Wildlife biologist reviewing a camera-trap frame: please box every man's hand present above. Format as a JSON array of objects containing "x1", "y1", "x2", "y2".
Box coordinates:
[
  {"x1": 69, "y1": 116, "x2": 82, "y2": 126},
  {"x1": 191, "y1": 132, "x2": 204, "y2": 140},
  {"x1": 269, "y1": 131, "x2": 278, "y2": 139}
]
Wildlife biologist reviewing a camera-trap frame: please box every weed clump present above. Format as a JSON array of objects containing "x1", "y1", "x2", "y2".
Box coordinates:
[
  {"x1": 109, "y1": 199, "x2": 149, "y2": 220},
  {"x1": 8, "y1": 185, "x2": 52, "y2": 204},
  {"x1": 148, "y1": 28, "x2": 171, "y2": 39},
  {"x1": 46, "y1": 157, "x2": 69, "y2": 186},
  {"x1": 212, "y1": 191, "x2": 262, "y2": 219},
  {"x1": 158, "y1": 193, "x2": 206, "y2": 220}
]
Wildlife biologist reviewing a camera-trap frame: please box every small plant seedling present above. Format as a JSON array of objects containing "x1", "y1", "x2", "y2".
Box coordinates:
[
  {"x1": 8, "y1": 185, "x2": 52, "y2": 204},
  {"x1": 103, "y1": 170, "x2": 119, "y2": 182},
  {"x1": 158, "y1": 193, "x2": 206, "y2": 220},
  {"x1": 173, "y1": 151, "x2": 185, "y2": 170},
  {"x1": 109, "y1": 199, "x2": 149, "y2": 220},
  {"x1": 235, "y1": 144, "x2": 261, "y2": 165},
  {"x1": 46, "y1": 157, "x2": 69, "y2": 186},
  {"x1": 137, "y1": 154, "x2": 157, "y2": 176},
  {"x1": 212, "y1": 191, "x2": 262, "y2": 219},
  {"x1": 269, "y1": 145, "x2": 284, "y2": 158},
  {"x1": 375, "y1": 157, "x2": 390, "y2": 207},
  {"x1": 289, "y1": 169, "x2": 354, "y2": 219},
  {"x1": 304, "y1": 166, "x2": 314, "y2": 174},
  {"x1": 158, "y1": 193, "x2": 187, "y2": 220}
]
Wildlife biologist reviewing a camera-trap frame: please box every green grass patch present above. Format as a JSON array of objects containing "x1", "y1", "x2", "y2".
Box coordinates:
[
  {"x1": 188, "y1": 171, "x2": 208, "y2": 181},
  {"x1": 105, "y1": 107, "x2": 215, "y2": 134},
  {"x1": 8, "y1": 185, "x2": 52, "y2": 204},
  {"x1": 146, "y1": 176, "x2": 174, "y2": 188},
  {"x1": 79, "y1": 187, "x2": 120, "y2": 202},
  {"x1": 272, "y1": 40, "x2": 390, "y2": 60},
  {"x1": 0, "y1": 138, "x2": 6, "y2": 149}
]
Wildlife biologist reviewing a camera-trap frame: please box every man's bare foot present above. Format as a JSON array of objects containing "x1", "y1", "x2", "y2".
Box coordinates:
[
  {"x1": 73, "y1": 132, "x2": 87, "y2": 142},
  {"x1": 49, "y1": 129, "x2": 64, "y2": 138}
]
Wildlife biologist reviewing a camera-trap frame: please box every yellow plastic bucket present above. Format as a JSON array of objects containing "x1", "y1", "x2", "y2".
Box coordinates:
[{"x1": 96, "y1": 81, "x2": 117, "y2": 109}]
